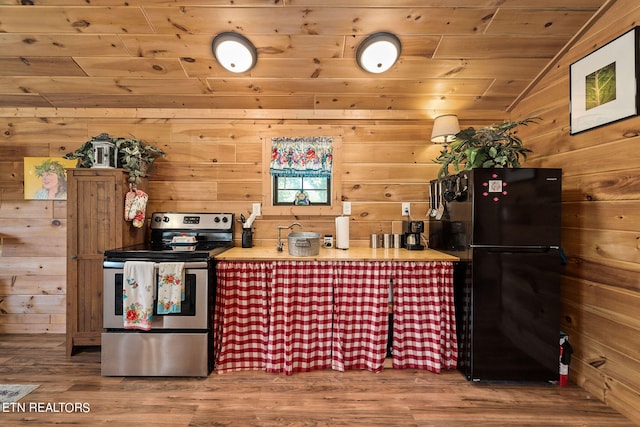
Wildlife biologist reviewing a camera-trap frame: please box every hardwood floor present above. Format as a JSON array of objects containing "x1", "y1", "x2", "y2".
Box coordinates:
[{"x1": 0, "y1": 334, "x2": 634, "y2": 426}]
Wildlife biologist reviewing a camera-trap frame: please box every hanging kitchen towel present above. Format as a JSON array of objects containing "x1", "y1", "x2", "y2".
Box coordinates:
[
  {"x1": 123, "y1": 261, "x2": 155, "y2": 330},
  {"x1": 157, "y1": 262, "x2": 185, "y2": 314}
]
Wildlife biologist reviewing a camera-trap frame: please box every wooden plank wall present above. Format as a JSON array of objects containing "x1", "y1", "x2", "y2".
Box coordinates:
[
  {"x1": 1, "y1": 6, "x2": 638, "y2": 426},
  {"x1": 2, "y1": 112, "x2": 497, "y2": 335},
  {"x1": 510, "y1": 0, "x2": 640, "y2": 423}
]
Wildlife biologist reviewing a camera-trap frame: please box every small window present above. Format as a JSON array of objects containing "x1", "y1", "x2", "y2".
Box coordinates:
[
  {"x1": 273, "y1": 175, "x2": 331, "y2": 205},
  {"x1": 269, "y1": 136, "x2": 333, "y2": 207},
  {"x1": 262, "y1": 135, "x2": 342, "y2": 216}
]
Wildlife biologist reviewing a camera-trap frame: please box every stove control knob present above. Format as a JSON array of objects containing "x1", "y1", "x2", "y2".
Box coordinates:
[
  {"x1": 163, "y1": 216, "x2": 170, "y2": 222},
  {"x1": 214, "y1": 217, "x2": 220, "y2": 223},
  {"x1": 222, "y1": 216, "x2": 229, "y2": 223}
]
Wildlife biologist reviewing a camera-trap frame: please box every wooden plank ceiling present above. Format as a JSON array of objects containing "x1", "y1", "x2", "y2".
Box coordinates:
[{"x1": 0, "y1": 0, "x2": 608, "y2": 119}]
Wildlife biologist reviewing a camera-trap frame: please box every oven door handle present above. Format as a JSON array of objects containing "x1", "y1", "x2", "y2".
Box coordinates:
[{"x1": 103, "y1": 261, "x2": 209, "y2": 269}]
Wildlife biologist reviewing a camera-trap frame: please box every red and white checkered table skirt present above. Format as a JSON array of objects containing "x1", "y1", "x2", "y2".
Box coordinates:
[
  {"x1": 214, "y1": 260, "x2": 456, "y2": 375},
  {"x1": 391, "y1": 261, "x2": 458, "y2": 372}
]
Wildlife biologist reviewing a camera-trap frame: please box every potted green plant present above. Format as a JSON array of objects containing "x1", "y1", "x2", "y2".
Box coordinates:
[
  {"x1": 434, "y1": 118, "x2": 538, "y2": 178},
  {"x1": 64, "y1": 133, "x2": 165, "y2": 184}
]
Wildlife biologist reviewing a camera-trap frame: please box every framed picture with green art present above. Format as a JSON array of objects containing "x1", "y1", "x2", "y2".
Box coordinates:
[
  {"x1": 570, "y1": 27, "x2": 639, "y2": 135},
  {"x1": 24, "y1": 157, "x2": 77, "y2": 200}
]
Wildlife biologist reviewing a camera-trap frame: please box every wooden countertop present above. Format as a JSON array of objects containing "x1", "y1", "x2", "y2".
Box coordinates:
[{"x1": 216, "y1": 246, "x2": 459, "y2": 262}]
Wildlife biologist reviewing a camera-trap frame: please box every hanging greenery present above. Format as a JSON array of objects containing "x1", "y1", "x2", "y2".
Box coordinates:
[{"x1": 434, "y1": 118, "x2": 538, "y2": 178}]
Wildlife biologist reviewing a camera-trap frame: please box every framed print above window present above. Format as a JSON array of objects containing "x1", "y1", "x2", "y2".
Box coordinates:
[{"x1": 570, "y1": 27, "x2": 640, "y2": 135}]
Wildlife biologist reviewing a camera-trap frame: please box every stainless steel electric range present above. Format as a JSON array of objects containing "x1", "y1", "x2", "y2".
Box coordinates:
[{"x1": 101, "y1": 212, "x2": 234, "y2": 377}]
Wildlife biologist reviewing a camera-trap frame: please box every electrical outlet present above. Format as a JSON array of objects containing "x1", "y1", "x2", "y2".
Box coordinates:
[
  {"x1": 252, "y1": 203, "x2": 261, "y2": 216},
  {"x1": 342, "y1": 201, "x2": 352, "y2": 215},
  {"x1": 402, "y1": 202, "x2": 411, "y2": 216}
]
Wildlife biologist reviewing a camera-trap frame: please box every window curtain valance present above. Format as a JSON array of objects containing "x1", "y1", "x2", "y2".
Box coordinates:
[{"x1": 270, "y1": 137, "x2": 333, "y2": 177}]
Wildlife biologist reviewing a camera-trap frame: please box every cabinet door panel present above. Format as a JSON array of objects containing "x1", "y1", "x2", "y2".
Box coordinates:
[
  {"x1": 76, "y1": 176, "x2": 117, "y2": 255},
  {"x1": 67, "y1": 169, "x2": 146, "y2": 356}
]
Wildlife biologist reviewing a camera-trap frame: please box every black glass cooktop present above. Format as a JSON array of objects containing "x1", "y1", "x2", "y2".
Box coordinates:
[{"x1": 103, "y1": 241, "x2": 234, "y2": 262}]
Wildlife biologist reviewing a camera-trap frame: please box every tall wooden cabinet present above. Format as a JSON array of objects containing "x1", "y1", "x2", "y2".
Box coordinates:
[{"x1": 66, "y1": 169, "x2": 146, "y2": 356}]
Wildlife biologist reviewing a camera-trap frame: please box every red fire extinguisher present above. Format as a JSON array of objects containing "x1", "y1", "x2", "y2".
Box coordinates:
[{"x1": 559, "y1": 333, "x2": 573, "y2": 386}]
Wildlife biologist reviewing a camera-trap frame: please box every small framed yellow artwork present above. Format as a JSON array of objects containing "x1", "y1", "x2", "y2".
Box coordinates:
[{"x1": 24, "y1": 157, "x2": 77, "y2": 200}]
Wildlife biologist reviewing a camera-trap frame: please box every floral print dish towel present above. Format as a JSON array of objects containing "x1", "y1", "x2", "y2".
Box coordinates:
[
  {"x1": 157, "y1": 262, "x2": 185, "y2": 314},
  {"x1": 123, "y1": 261, "x2": 155, "y2": 330}
]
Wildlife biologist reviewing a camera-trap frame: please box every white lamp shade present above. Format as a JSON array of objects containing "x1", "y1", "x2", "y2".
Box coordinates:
[
  {"x1": 431, "y1": 114, "x2": 461, "y2": 144},
  {"x1": 356, "y1": 32, "x2": 401, "y2": 74},
  {"x1": 212, "y1": 33, "x2": 257, "y2": 73}
]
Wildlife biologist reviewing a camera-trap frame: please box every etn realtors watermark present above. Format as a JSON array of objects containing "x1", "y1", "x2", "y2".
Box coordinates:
[{"x1": 2, "y1": 401, "x2": 90, "y2": 413}]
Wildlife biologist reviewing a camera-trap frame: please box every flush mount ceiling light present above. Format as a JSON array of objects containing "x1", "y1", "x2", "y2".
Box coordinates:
[
  {"x1": 356, "y1": 32, "x2": 402, "y2": 74},
  {"x1": 212, "y1": 32, "x2": 257, "y2": 73},
  {"x1": 431, "y1": 114, "x2": 461, "y2": 144}
]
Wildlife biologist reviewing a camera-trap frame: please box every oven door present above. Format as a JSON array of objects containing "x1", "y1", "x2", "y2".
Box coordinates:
[{"x1": 103, "y1": 261, "x2": 209, "y2": 330}]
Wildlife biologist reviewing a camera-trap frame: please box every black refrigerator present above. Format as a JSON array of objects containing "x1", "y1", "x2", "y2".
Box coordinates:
[{"x1": 429, "y1": 168, "x2": 562, "y2": 383}]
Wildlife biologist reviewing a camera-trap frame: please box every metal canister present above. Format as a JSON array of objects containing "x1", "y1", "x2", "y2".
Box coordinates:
[
  {"x1": 392, "y1": 234, "x2": 402, "y2": 248},
  {"x1": 370, "y1": 234, "x2": 381, "y2": 248},
  {"x1": 382, "y1": 234, "x2": 392, "y2": 248}
]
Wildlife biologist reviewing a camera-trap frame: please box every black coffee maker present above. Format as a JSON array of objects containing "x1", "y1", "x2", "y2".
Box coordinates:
[{"x1": 403, "y1": 220, "x2": 425, "y2": 250}]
